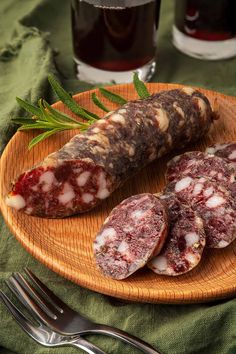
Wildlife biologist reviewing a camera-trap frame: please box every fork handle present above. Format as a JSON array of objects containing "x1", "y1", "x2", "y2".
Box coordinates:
[
  {"x1": 91, "y1": 324, "x2": 161, "y2": 354},
  {"x1": 71, "y1": 337, "x2": 107, "y2": 354}
]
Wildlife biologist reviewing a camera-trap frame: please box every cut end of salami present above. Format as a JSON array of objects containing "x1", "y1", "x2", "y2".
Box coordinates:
[
  {"x1": 94, "y1": 193, "x2": 168, "y2": 280},
  {"x1": 148, "y1": 194, "x2": 206, "y2": 276},
  {"x1": 6, "y1": 159, "x2": 113, "y2": 218},
  {"x1": 165, "y1": 177, "x2": 236, "y2": 248},
  {"x1": 166, "y1": 151, "x2": 236, "y2": 191}
]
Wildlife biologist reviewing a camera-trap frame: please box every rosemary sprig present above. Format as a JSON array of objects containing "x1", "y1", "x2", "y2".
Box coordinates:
[
  {"x1": 99, "y1": 87, "x2": 127, "y2": 105},
  {"x1": 16, "y1": 97, "x2": 46, "y2": 119},
  {"x1": 91, "y1": 92, "x2": 110, "y2": 112},
  {"x1": 13, "y1": 73, "x2": 151, "y2": 149},
  {"x1": 133, "y1": 72, "x2": 150, "y2": 99},
  {"x1": 48, "y1": 74, "x2": 99, "y2": 121},
  {"x1": 14, "y1": 98, "x2": 89, "y2": 149},
  {"x1": 28, "y1": 129, "x2": 63, "y2": 150}
]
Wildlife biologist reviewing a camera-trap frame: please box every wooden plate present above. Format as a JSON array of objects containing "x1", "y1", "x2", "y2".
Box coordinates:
[{"x1": 0, "y1": 83, "x2": 236, "y2": 304}]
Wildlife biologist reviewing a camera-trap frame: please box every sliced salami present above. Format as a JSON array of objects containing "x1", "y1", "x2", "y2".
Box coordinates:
[
  {"x1": 165, "y1": 177, "x2": 236, "y2": 248},
  {"x1": 165, "y1": 151, "x2": 236, "y2": 196},
  {"x1": 94, "y1": 194, "x2": 168, "y2": 279},
  {"x1": 148, "y1": 194, "x2": 206, "y2": 276},
  {"x1": 6, "y1": 87, "x2": 214, "y2": 218},
  {"x1": 206, "y1": 142, "x2": 236, "y2": 169}
]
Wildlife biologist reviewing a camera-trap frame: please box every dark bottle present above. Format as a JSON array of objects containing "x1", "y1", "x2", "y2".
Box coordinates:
[{"x1": 71, "y1": 0, "x2": 161, "y2": 83}]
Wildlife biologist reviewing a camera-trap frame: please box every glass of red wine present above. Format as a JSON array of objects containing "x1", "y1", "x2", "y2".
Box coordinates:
[
  {"x1": 173, "y1": 0, "x2": 236, "y2": 60},
  {"x1": 71, "y1": 0, "x2": 161, "y2": 83}
]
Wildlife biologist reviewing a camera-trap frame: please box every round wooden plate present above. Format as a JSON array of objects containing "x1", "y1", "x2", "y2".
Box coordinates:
[{"x1": 0, "y1": 83, "x2": 236, "y2": 304}]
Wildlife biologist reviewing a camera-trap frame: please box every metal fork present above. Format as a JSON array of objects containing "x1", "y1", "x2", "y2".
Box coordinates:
[
  {"x1": 0, "y1": 290, "x2": 106, "y2": 354},
  {"x1": 5, "y1": 269, "x2": 161, "y2": 354}
]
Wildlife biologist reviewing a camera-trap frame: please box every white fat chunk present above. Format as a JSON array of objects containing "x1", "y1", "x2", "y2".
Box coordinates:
[
  {"x1": 39, "y1": 171, "x2": 54, "y2": 185},
  {"x1": 94, "y1": 227, "x2": 117, "y2": 250},
  {"x1": 5, "y1": 194, "x2": 26, "y2": 210},
  {"x1": 210, "y1": 170, "x2": 217, "y2": 177},
  {"x1": 96, "y1": 119, "x2": 106, "y2": 125},
  {"x1": 204, "y1": 186, "x2": 214, "y2": 198},
  {"x1": 42, "y1": 184, "x2": 51, "y2": 192},
  {"x1": 151, "y1": 256, "x2": 168, "y2": 271},
  {"x1": 128, "y1": 146, "x2": 135, "y2": 156},
  {"x1": 195, "y1": 97, "x2": 207, "y2": 116},
  {"x1": 173, "y1": 102, "x2": 185, "y2": 118},
  {"x1": 91, "y1": 127, "x2": 100, "y2": 134},
  {"x1": 182, "y1": 87, "x2": 195, "y2": 95},
  {"x1": 96, "y1": 188, "x2": 110, "y2": 199},
  {"x1": 175, "y1": 176, "x2": 193, "y2": 192},
  {"x1": 199, "y1": 177, "x2": 207, "y2": 183},
  {"x1": 131, "y1": 209, "x2": 145, "y2": 220},
  {"x1": 96, "y1": 171, "x2": 110, "y2": 199},
  {"x1": 39, "y1": 171, "x2": 55, "y2": 192},
  {"x1": 117, "y1": 241, "x2": 129, "y2": 254},
  {"x1": 110, "y1": 113, "x2": 125, "y2": 124},
  {"x1": 58, "y1": 183, "x2": 75, "y2": 204},
  {"x1": 185, "y1": 253, "x2": 198, "y2": 264},
  {"x1": 77, "y1": 171, "x2": 91, "y2": 187},
  {"x1": 123, "y1": 225, "x2": 134, "y2": 233},
  {"x1": 230, "y1": 174, "x2": 236, "y2": 183},
  {"x1": 193, "y1": 183, "x2": 203, "y2": 196},
  {"x1": 88, "y1": 133, "x2": 109, "y2": 146},
  {"x1": 31, "y1": 185, "x2": 38, "y2": 192},
  {"x1": 118, "y1": 109, "x2": 127, "y2": 114},
  {"x1": 217, "y1": 240, "x2": 230, "y2": 248},
  {"x1": 82, "y1": 193, "x2": 94, "y2": 204},
  {"x1": 185, "y1": 232, "x2": 199, "y2": 247},
  {"x1": 229, "y1": 150, "x2": 236, "y2": 160},
  {"x1": 206, "y1": 195, "x2": 225, "y2": 208},
  {"x1": 98, "y1": 171, "x2": 106, "y2": 188},
  {"x1": 155, "y1": 108, "x2": 169, "y2": 132},
  {"x1": 206, "y1": 147, "x2": 215, "y2": 155},
  {"x1": 167, "y1": 133, "x2": 172, "y2": 145}
]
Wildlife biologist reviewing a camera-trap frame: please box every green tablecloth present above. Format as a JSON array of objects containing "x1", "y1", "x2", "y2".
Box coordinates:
[{"x1": 0, "y1": 1, "x2": 235, "y2": 353}]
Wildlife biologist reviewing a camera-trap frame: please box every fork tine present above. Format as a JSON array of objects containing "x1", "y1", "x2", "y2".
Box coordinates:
[
  {"x1": 5, "y1": 279, "x2": 40, "y2": 324},
  {"x1": 6, "y1": 274, "x2": 57, "y2": 325},
  {"x1": 24, "y1": 268, "x2": 69, "y2": 311},
  {"x1": 10, "y1": 273, "x2": 57, "y2": 318},
  {"x1": 0, "y1": 290, "x2": 40, "y2": 340}
]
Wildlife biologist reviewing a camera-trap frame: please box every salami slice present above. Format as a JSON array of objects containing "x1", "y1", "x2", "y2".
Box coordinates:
[
  {"x1": 165, "y1": 151, "x2": 236, "y2": 195},
  {"x1": 94, "y1": 194, "x2": 168, "y2": 279},
  {"x1": 206, "y1": 142, "x2": 236, "y2": 169},
  {"x1": 165, "y1": 177, "x2": 236, "y2": 248},
  {"x1": 6, "y1": 87, "x2": 214, "y2": 218},
  {"x1": 148, "y1": 194, "x2": 206, "y2": 276}
]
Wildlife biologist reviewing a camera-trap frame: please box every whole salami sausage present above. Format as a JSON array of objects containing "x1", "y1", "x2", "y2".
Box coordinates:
[
  {"x1": 94, "y1": 193, "x2": 168, "y2": 279},
  {"x1": 148, "y1": 194, "x2": 206, "y2": 276},
  {"x1": 6, "y1": 87, "x2": 214, "y2": 218},
  {"x1": 165, "y1": 177, "x2": 236, "y2": 248}
]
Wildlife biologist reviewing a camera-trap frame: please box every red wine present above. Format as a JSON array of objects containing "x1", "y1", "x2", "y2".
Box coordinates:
[
  {"x1": 175, "y1": 0, "x2": 236, "y2": 41},
  {"x1": 71, "y1": 0, "x2": 161, "y2": 72}
]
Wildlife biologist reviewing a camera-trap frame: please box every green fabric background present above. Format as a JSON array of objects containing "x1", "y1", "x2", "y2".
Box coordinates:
[{"x1": 0, "y1": 0, "x2": 235, "y2": 353}]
